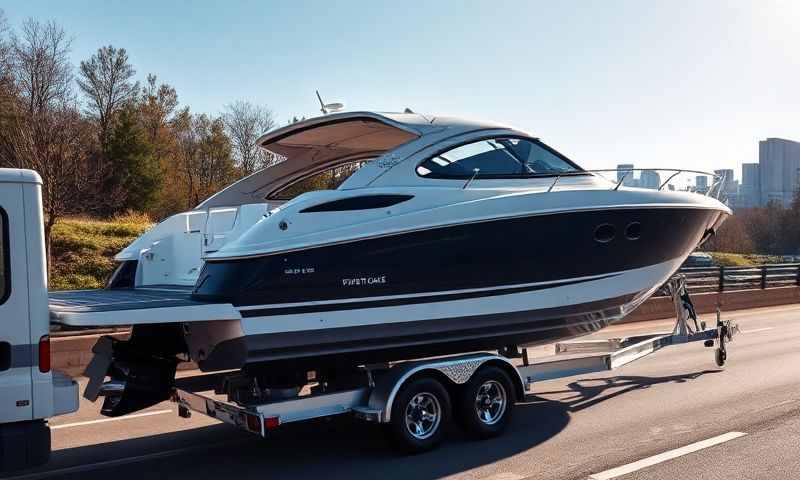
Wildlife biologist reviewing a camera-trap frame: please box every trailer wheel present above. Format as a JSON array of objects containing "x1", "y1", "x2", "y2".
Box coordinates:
[
  {"x1": 387, "y1": 376, "x2": 451, "y2": 453},
  {"x1": 456, "y1": 366, "x2": 514, "y2": 439}
]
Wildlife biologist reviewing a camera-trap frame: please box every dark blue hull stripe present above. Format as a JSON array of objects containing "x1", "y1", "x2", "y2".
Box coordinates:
[{"x1": 239, "y1": 273, "x2": 621, "y2": 318}]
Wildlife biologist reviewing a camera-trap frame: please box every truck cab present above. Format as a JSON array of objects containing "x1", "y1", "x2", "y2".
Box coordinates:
[{"x1": 0, "y1": 169, "x2": 79, "y2": 472}]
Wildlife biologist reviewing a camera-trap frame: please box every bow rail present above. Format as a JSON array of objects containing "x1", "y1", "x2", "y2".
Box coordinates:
[{"x1": 547, "y1": 168, "x2": 726, "y2": 200}]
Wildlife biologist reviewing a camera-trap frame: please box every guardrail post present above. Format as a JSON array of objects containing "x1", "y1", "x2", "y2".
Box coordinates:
[
  {"x1": 719, "y1": 266, "x2": 724, "y2": 292},
  {"x1": 761, "y1": 265, "x2": 767, "y2": 289}
]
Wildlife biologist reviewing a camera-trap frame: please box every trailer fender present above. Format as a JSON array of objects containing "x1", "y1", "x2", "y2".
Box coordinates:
[{"x1": 366, "y1": 353, "x2": 525, "y2": 423}]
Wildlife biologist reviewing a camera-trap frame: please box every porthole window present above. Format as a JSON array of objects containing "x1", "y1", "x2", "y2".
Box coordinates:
[
  {"x1": 594, "y1": 223, "x2": 616, "y2": 243},
  {"x1": 625, "y1": 222, "x2": 642, "y2": 240}
]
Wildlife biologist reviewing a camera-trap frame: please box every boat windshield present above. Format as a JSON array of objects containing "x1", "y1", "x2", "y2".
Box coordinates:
[{"x1": 417, "y1": 137, "x2": 581, "y2": 178}]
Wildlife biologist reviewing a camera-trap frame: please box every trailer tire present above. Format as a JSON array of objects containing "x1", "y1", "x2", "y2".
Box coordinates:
[
  {"x1": 387, "y1": 376, "x2": 451, "y2": 453},
  {"x1": 456, "y1": 366, "x2": 514, "y2": 439}
]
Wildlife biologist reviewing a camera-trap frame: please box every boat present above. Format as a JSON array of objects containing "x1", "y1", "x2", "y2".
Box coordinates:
[{"x1": 50, "y1": 111, "x2": 730, "y2": 389}]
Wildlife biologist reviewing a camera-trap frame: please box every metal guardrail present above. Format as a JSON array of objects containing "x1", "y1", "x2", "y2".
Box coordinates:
[{"x1": 663, "y1": 263, "x2": 800, "y2": 295}]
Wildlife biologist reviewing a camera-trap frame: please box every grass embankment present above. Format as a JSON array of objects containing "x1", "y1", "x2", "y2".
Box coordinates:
[
  {"x1": 707, "y1": 252, "x2": 786, "y2": 267},
  {"x1": 50, "y1": 213, "x2": 152, "y2": 290}
]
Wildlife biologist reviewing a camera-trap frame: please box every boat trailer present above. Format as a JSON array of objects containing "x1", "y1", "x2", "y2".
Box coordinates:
[
  {"x1": 171, "y1": 275, "x2": 737, "y2": 452},
  {"x1": 523, "y1": 276, "x2": 738, "y2": 382}
]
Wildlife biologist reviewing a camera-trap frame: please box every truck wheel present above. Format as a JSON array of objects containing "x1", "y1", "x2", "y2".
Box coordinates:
[
  {"x1": 387, "y1": 376, "x2": 451, "y2": 453},
  {"x1": 0, "y1": 419, "x2": 50, "y2": 472},
  {"x1": 456, "y1": 366, "x2": 515, "y2": 439}
]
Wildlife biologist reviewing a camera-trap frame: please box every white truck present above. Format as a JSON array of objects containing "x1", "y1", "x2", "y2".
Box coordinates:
[
  {"x1": 0, "y1": 170, "x2": 78, "y2": 471},
  {"x1": 0, "y1": 168, "x2": 736, "y2": 471}
]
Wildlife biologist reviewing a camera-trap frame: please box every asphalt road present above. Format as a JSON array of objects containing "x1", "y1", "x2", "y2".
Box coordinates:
[{"x1": 8, "y1": 303, "x2": 800, "y2": 480}]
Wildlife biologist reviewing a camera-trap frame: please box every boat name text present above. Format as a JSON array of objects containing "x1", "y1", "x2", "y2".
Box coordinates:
[{"x1": 342, "y1": 276, "x2": 387, "y2": 286}]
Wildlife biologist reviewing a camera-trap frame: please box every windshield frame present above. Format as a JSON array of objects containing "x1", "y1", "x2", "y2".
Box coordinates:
[{"x1": 415, "y1": 135, "x2": 586, "y2": 180}]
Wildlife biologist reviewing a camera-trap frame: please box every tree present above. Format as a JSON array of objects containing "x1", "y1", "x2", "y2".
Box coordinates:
[
  {"x1": 0, "y1": 10, "x2": 14, "y2": 127},
  {"x1": 0, "y1": 10, "x2": 11, "y2": 82},
  {"x1": 0, "y1": 18, "x2": 90, "y2": 269},
  {"x1": 174, "y1": 111, "x2": 235, "y2": 208},
  {"x1": 223, "y1": 100, "x2": 276, "y2": 175},
  {"x1": 702, "y1": 215, "x2": 755, "y2": 254},
  {"x1": 10, "y1": 18, "x2": 72, "y2": 115},
  {"x1": 781, "y1": 186, "x2": 800, "y2": 254},
  {"x1": 139, "y1": 73, "x2": 177, "y2": 145},
  {"x1": 77, "y1": 45, "x2": 139, "y2": 141},
  {"x1": 101, "y1": 105, "x2": 161, "y2": 213}
]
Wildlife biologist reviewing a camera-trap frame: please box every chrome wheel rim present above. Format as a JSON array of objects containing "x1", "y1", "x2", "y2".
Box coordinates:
[
  {"x1": 404, "y1": 392, "x2": 441, "y2": 440},
  {"x1": 474, "y1": 380, "x2": 507, "y2": 425}
]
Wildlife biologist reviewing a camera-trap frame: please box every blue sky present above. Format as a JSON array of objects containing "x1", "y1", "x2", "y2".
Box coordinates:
[{"x1": 3, "y1": 1, "x2": 799, "y2": 177}]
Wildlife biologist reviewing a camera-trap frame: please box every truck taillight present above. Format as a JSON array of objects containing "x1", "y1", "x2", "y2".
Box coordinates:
[
  {"x1": 38, "y1": 335, "x2": 50, "y2": 373},
  {"x1": 264, "y1": 416, "x2": 280, "y2": 431}
]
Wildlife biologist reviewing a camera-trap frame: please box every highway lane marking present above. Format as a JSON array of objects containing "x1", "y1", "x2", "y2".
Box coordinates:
[
  {"x1": 5, "y1": 439, "x2": 248, "y2": 480},
  {"x1": 740, "y1": 327, "x2": 774, "y2": 334},
  {"x1": 50, "y1": 409, "x2": 172, "y2": 430},
  {"x1": 588, "y1": 431, "x2": 747, "y2": 480}
]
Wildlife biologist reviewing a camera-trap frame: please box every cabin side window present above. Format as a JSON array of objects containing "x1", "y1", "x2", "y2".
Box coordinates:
[
  {"x1": 0, "y1": 207, "x2": 8, "y2": 305},
  {"x1": 268, "y1": 161, "x2": 369, "y2": 201},
  {"x1": 416, "y1": 138, "x2": 581, "y2": 179}
]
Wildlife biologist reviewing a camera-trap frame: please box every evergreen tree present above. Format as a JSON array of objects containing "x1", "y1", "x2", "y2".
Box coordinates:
[{"x1": 102, "y1": 106, "x2": 161, "y2": 213}]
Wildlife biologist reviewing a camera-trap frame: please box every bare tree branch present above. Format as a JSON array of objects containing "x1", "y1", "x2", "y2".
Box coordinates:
[
  {"x1": 0, "y1": 10, "x2": 11, "y2": 82},
  {"x1": 223, "y1": 100, "x2": 276, "y2": 175},
  {"x1": 77, "y1": 45, "x2": 139, "y2": 140},
  {"x1": 10, "y1": 18, "x2": 73, "y2": 115},
  {"x1": 0, "y1": 18, "x2": 92, "y2": 270}
]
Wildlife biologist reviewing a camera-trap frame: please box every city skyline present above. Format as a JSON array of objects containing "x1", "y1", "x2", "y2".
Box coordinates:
[{"x1": 617, "y1": 136, "x2": 800, "y2": 210}]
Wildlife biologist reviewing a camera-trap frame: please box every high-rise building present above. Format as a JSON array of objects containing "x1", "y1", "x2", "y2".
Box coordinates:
[
  {"x1": 616, "y1": 164, "x2": 634, "y2": 186},
  {"x1": 714, "y1": 169, "x2": 735, "y2": 191},
  {"x1": 740, "y1": 163, "x2": 760, "y2": 208},
  {"x1": 759, "y1": 138, "x2": 800, "y2": 207},
  {"x1": 695, "y1": 175, "x2": 709, "y2": 194},
  {"x1": 714, "y1": 169, "x2": 737, "y2": 207},
  {"x1": 640, "y1": 170, "x2": 661, "y2": 189}
]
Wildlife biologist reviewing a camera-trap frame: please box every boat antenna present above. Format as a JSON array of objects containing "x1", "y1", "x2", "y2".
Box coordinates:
[
  {"x1": 316, "y1": 90, "x2": 327, "y2": 114},
  {"x1": 315, "y1": 90, "x2": 345, "y2": 115}
]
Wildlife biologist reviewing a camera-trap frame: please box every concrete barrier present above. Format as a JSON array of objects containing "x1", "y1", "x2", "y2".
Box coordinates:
[
  {"x1": 51, "y1": 286, "x2": 800, "y2": 375},
  {"x1": 52, "y1": 332, "x2": 130, "y2": 377},
  {"x1": 622, "y1": 286, "x2": 800, "y2": 323},
  {"x1": 52, "y1": 331, "x2": 198, "y2": 377}
]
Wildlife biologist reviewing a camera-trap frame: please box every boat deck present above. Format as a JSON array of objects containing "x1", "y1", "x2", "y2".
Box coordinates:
[{"x1": 49, "y1": 287, "x2": 241, "y2": 327}]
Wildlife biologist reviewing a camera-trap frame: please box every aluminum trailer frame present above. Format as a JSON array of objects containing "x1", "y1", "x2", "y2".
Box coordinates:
[{"x1": 171, "y1": 276, "x2": 737, "y2": 447}]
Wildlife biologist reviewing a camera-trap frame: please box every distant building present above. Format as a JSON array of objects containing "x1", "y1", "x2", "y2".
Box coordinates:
[
  {"x1": 759, "y1": 138, "x2": 800, "y2": 208},
  {"x1": 714, "y1": 169, "x2": 738, "y2": 208},
  {"x1": 714, "y1": 169, "x2": 735, "y2": 192},
  {"x1": 740, "y1": 163, "x2": 760, "y2": 208},
  {"x1": 695, "y1": 175, "x2": 709, "y2": 194},
  {"x1": 640, "y1": 170, "x2": 661, "y2": 189},
  {"x1": 616, "y1": 164, "x2": 635, "y2": 186}
]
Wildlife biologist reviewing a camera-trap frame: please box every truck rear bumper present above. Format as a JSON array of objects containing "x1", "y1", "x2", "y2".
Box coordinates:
[{"x1": 53, "y1": 371, "x2": 79, "y2": 416}]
